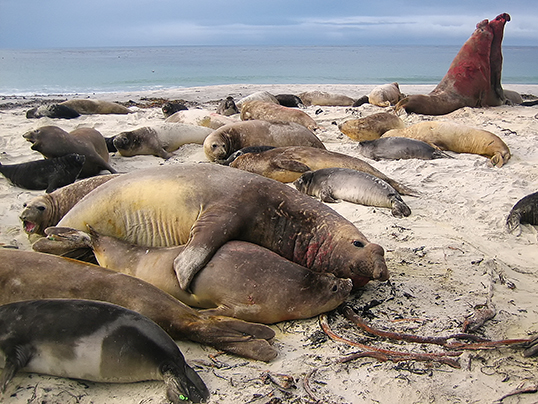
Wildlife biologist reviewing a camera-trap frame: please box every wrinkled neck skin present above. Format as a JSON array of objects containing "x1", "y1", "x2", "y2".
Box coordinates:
[{"x1": 488, "y1": 13, "x2": 510, "y2": 104}]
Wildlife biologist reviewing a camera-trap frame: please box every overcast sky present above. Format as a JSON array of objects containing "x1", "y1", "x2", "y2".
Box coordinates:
[{"x1": 1, "y1": 0, "x2": 537, "y2": 48}]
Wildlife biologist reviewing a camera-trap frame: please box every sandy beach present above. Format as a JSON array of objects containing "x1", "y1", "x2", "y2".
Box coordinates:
[{"x1": 1, "y1": 83, "x2": 538, "y2": 404}]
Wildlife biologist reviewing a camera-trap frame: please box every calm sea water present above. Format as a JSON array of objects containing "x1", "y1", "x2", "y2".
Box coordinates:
[{"x1": 0, "y1": 46, "x2": 536, "y2": 95}]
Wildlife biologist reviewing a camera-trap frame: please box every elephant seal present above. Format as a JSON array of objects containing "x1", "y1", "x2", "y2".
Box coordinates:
[
  {"x1": 223, "y1": 145, "x2": 415, "y2": 196},
  {"x1": 59, "y1": 99, "x2": 130, "y2": 114},
  {"x1": 382, "y1": 121, "x2": 511, "y2": 167},
  {"x1": 203, "y1": 120, "x2": 325, "y2": 161},
  {"x1": 216, "y1": 96, "x2": 240, "y2": 116},
  {"x1": 165, "y1": 109, "x2": 238, "y2": 129},
  {"x1": 297, "y1": 91, "x2": 355, "y2": 107},
  {"x1": 338, "y1": 112, "x2": 406, "y2": 141},
  {"x1": 49, "y1": 163, "x2": 389, "y2": 289},
  {"x1": 20, "y1": 174, "x2": 119, "y2": 236},
  {"x1": 0, "y1": 249, "x2": 277, "y2": 361},
  {"x1": 26, "y1": 103, "x2": 81, "y2": 119},
  {"x1": 0, "y1": 299, "x2": 209, "y2": 403},
  {"x1": 240, "y1": 100, "x2": 319, "y2": 131},
  {"x1": 162, "y1": 101, "x2": 188, "y2": 118},
  {"x1": 506, "y1": 191, "x2": 538, "y2": 235},
  {"x1": 275, "y1": 94, "x2": 304, "y2": 108},
  {"x1": 0, "y1": 154, "x2": 85, "y2": 193},
  {"x1": 36, "y1": 229, "x2": 353, "y2": 324},
  {"x1": 113, "y1": 124, "x2": 213, "y2": 159},
  {"x1": 396, "y1": 14, "x2": 511, "y2": 115},
  {"x1": 367, "y1": 83, "x2": 404, "y2": 107},
  {"x1": 357, "y1": 137, "x2": 453, "y2": 160},
  {"x1": 23, "y1": 126, "x2": 116, "y2": 177},
  {"x1": 294, "y1": 168, "x2": 411, "y2": 218},
  {"x1": 236, "y1": 91, "x2": 279, "y2": 110}
]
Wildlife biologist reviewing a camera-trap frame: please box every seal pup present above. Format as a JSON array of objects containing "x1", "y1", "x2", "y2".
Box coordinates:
[
  {"x1": 240, "y1": 100, "x2": 319, "y2": 131},
  {"x1": 357, "y1": 137, "x2": 453, "y2": 161},
  {"x1": 23, "y1": 126, "x2": 116, "y2": 177},
  {"x1": 36, "y1": 229, "x2": 353, "y2": 324},
  {"x1": 59, "y1": 99, "x2": 131, "y2": 114},
  {"x1": 20, "y1": 174, "x2": 119, "y2": 236},
  {"x1": 275, "y1": 94, "x2": 304, "y2": 108},
  {"x1": 298, "y1": 91, "x2": 355, "y2": 107},
  {"x1": 339, "y1": 112, "x2": 406, "y2": 141},
  {"x1": 367, "y1": 83, "x2": 404, "y2": 107},
  {"x1": 165, "y1": 109, "x2": 238, "y2": 129},
  {"x1": 216, "y1": 96, "x2": 239, "y2": 116},
  {"x1": 49, "y1": 163, "x2": 389, "y2": 289},
  {"x1": 0, "y1": 154, "x2": 85, "y2": 193},
  {"x1": 113, "y1": 123, "x2": 213, "y2": 159},
  {"x1": 0, "y1": 249, "x2": 278, "y2": 362},
  {"x1": 223, "y1": 145, "x2": 415, "y2": 196},
  {"x1": 506, "y1": 191, "x2": 538, "y2": 235},
  {"x1": 382, "y1": 121, "x2": 511, "y2": 167},
  {"x1": 294, "y1": 168, "x2": 411, "y2": 218},
  {"x1": 203, "y1": 120, "x2": 325, "y2": 161},
  {"x1": 0, "y1": 299, "x2": 210, "y2": 403},
  {"x1": 162, "y1": 101, "x2": 188, "y2": 118},
  {"x1": 396, "y1": 14, "x2": 511, "y2": 115},
  {"x1": 26, "y1": 103, "x2": 81, "y2": 119}
]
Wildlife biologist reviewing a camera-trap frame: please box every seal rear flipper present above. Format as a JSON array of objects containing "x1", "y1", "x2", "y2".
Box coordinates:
[
  {"x1": 506, "y1": 210, "x2": 522, "y2": 235},
  {"x1": 0, "y1": 344, "x2": 33, "y2": 393},
  {"x1": 390, "y1": 195, "x2": 412, "y2": 218},
  {"x1": 161, "y1": 362, "x2": 209, "y2": 404}
]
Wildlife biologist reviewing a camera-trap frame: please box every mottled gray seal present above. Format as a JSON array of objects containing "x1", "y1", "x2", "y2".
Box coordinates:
[
  {"x1": 0, "y1": 299, "x2": 209, "y2": 403},
  {"x1": 23, "y1": 126, "x2": 116, "y2": 177},
  {"x1": 297, "y1": 91, "x2": 355, "y2": 107},
  {"x1": 367, "y1": 83, "x2": 404, "y2": 107},
  {"x1": 20, "y1": 174, "x2": 119, "y2": 236},
  {"x1": 338, "y1": 112, "x2": 406, "y2": 141},
  {"x1": 203, "y1": 120, "x2": 325, "y2": 161},
  {"x1": 59, "y1": 99, "x2": 130, "y2": 114},
  {"x1": 382, "y1": 121, "x2": 511, "y2": 167},
  {"x1": 506, "y1": 191, "x2": 538, "y2": 235},
  {"x1": 396, "y1": 14, "x2": 512, "y2": 115},
  {"x1": 0, "y1": 154, "x2": 85, "y2": 193},
  {"x1": 35, "y1": 228, "x2": 352, "y2": 324},
  {"x1": 294, "y1": 167, "x2": 411, "y2": 218},
  {"x1": 48, "y1": 163, "x2": 388, "y2": 289},
  {"x1": 0, "y1": 249, "x2": 278, "y2": 361},
  {"x1": 223, "y1": 145, "x2": 415, "y2": 196},
  {"x1": 26, "y1": 103, "x2": 81, "y2": 119},
  {"x1": 240, "y1": 100, "x2": 319, "y2": 131},
  {"x1": 357, "y1": 137, "x2": 453, "y2": 160},
  {"x1": 216, "y1": 96, "x2": 239, "y2": 116},
  {"x1": 113, "y1": 123, "x2": 212, "y2": 159}
]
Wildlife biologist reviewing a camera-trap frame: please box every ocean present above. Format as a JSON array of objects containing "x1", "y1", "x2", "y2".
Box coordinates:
[{"x1": 0, "y1": 45, "x2": 536, "y2": 96}]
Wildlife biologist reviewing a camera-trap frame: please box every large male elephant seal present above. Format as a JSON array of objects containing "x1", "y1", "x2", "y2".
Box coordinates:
[
  {"x1": 26, "y1": 103, "x2": 81, "y2": 119},
  {"x1": 20, "y1": 174, "x2": 119, "y2": 236},
  {"x1": 367, "y1": 83, "x2": 404, "y2": 107},
  {"x1": 294, "y1": 168, "x2": 412, "y2": 218},
  {"x1": 0, "y1": 249, "x2": 277, "y2": 362},
  {"x1": 223, "y1": 145, "x2": 415, "y2": 196},
  {"x1": 203, "y1": 120, "x2": 325, "y2": 161},
  {"x1": 396, "y1": 14, "x2": 512, "y2": 115},
  {"x1": 297, "y1": 91, "x2": 355, "y2": 107},
  {"x1": 23, "y1": 126, "x2": 116, "y2": 177},
  {"x1": 506, "y1": 191, "x2": 538, "y2": 235},
  {"x1": 357, "y1": 137, "x2": 453, "y2": 161},
  {"x1": 0, "y1": 299, "x2": 209, "y2": 403},
  {"x1": 338, "y1": 112, "x2": 406, "y2": 141},
  {"x1": 382, "y1": 121, "x2": 511, "y2": 167},
  {"x1": 59, "y1": 99, "x2": 131, "y2": 115},
  {"x1": 0, "y1": 154, "x2": 85, "y2": 193},
  {"x1": 113, "y1": 123, "x2": 213, "y2": 159},
  {"x1": 48, "y1": 164, "x2": 389, "y2": 289},
  {"x1": 241, "y1": 100, "x2": 319, "y2": 131},
  {"x1": 35, "y1": 229, "x2": 352, "y2": 324}
]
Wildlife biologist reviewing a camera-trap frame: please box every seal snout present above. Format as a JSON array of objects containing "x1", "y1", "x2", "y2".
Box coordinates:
[{"x1": 366, "y1": 242, "x2": 389, "y2": 282}]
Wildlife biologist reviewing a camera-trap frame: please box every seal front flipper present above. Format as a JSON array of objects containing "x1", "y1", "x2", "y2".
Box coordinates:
[
  {"x1": 0, "y1": 344, "x2": 33, "y2": 393},
  {"x1": 272, "y1": 158, "x2": 311, "y2": 173}
]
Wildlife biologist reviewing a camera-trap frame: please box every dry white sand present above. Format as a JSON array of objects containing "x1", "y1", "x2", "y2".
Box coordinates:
[{"x1": 1, "y1": 84, "x2": 538, "y2": 404}]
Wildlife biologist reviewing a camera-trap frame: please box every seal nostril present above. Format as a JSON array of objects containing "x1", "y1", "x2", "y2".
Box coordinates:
[{"x1": 332, "y1": 284, "x2": 338, "y2": 292}]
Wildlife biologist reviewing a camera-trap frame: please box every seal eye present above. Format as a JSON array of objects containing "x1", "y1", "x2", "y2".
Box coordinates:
[
  {"x1": 37, "y1": 206, "x2": 46, "y2": 211},
  {"x1": 352, "y1": 240, "x2": 364, "y2": 248}
]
